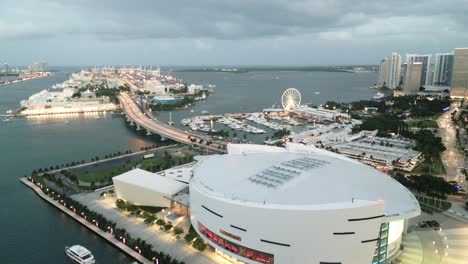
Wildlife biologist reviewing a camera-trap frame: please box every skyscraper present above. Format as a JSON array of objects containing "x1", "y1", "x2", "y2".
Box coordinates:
[
  {"x1": 433, "y1": 53, "x2": 454, "y2": 86},
  {"x1": 378, "y1": 52, "x2": 402, "y2": 89},
  {"x1": 406, "y1": 54, "x2": 431, "y2": 86},
  {"x1": 378, "y1": 58, "x2": 389, "y2": 87},
  {"x1": 451, "y1": 48, "x2": 468, "y2": 99},
  {"x1": 404, "y1": 62, "x2": 423, "y2": 95}
]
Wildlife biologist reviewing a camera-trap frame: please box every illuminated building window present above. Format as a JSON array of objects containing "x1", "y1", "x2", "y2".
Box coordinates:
[
  {"x1": 371, "y1": 223, "x2": 388, "y2": 264},
  {"x1": 198, "y1": 222, "x2": 274, "y2": 264},
  {"x1": 220, "y1": 229, "x2": 242, "y2": 241}
]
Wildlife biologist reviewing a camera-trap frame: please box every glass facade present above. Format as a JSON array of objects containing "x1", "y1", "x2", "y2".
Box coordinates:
[
  {"x1": 198, "y1": 222, "x2": 274, "y2": 264},
  {"x1": 372, "y1": 223, "x2": 389, "y2": 264}
]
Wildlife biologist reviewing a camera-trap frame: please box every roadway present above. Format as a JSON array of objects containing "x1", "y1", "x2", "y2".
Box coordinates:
[
  {"x1": 118, "y1": 92, "x2": 226, "y2": 153},
  {"x1": 397, "y1": 212, "x2": 468, "y2": 264},
  {"x1": 437, "y1": 102, "x2": 465, "y2": 188}
]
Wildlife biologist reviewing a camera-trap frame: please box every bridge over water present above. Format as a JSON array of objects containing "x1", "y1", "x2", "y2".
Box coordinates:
[{"x1": 118, "y1": 93, "x2": 226, "y2": 153}]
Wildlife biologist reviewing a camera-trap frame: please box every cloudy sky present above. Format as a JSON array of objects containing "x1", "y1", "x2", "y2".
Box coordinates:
[{"x1": 1, "y1": 0, "x2": 467, "y2": 66}]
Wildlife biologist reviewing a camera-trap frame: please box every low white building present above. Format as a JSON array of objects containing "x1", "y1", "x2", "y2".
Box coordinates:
[
  {"x1": 187, "y1": 84, "x2": 203, "y2": 94},
  {"x1": 332, "y1": 136, "x2": 422, "y2": 171},
  {"x1": 288, "y1": 123, "x2": 353, "y2": 146},
  {"x1": 143, "y1": 80, "x2": 167, "y2": 95},
  {"x1": 295, "y1": 105, "x2": 350, "y2": 120},
  {"x1": 113, "y1": 168, "x2": 188, "y2": 208}
]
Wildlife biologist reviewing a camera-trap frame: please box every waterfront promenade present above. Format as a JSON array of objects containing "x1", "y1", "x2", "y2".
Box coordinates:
[
  {"x1": 34, "y1": 144, "x2": 180, "y2": 178},
  {"x1": 73, "y1": 192, "x2": 229, "y2": 264},
  {"x1": 20, "y1": 177, "x2": 152, "y2": 264}
]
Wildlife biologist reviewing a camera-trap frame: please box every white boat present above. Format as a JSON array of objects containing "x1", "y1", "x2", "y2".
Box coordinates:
[
  {"x1": 65, "y1": 245, "x2": 95, "y2": 264},
  {"x1": 5, "y1": 109, "x2": 13, "y2": 115},
  {"x1": 201, "y1": 110, "x2": 209, "y2": 115},
  {"x1": 180, "y1": 118, "x2": 191, "y2": 126},
  {"x1": 373, "y1": 92, "x2": 385, "y2": 100},
  {"x1": 3, "y1": 118, "x2": 12, "y2": 122}
]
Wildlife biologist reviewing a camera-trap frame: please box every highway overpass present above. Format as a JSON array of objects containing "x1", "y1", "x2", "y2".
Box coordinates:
[{"x1": 118, "y1": 93, "x2": 226, "y2": 153}]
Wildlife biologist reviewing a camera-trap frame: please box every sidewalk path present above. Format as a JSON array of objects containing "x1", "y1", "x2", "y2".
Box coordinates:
[
  {"x1": 72, "y1": 191, "x2": 230, "y2": 264},
  {"x1": 20, "y1": 177, "x2": 152, "y2": 264}
]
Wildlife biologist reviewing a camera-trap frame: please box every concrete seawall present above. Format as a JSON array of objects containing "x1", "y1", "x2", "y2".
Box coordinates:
[{"x1": 20, "y1": 177, "x2": 152, "y2": 264}]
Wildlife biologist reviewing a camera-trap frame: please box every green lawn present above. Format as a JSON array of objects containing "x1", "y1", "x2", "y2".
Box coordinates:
[
  {"x1": 405, "y1": 113, "x2": 442, "y2": 128},
  {"x1": 78, "y1": 154, "x2": 193, "y2": 184},
  {"x1": 78, "y1": 162, "x2": 136, "y2": 183},
  {"x1": 139, "y1": 154, "x2": 193, "y2": 172},
  {"x1": 412, "y1": 156, "x2": 446, "y2": 175}
]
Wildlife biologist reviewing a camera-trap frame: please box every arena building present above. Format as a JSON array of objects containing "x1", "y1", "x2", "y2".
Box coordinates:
[{"x1": 189, "y1": 143, "x2": 420, "y2": 264}]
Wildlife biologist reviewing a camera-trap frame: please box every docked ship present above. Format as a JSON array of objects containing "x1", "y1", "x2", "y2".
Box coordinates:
[
  {"x1": 373, "y1": 92, "x2": 385, "y2": 100},
  {"x1": 65, "y1": 245, "x2": 96, "y2": 264}
]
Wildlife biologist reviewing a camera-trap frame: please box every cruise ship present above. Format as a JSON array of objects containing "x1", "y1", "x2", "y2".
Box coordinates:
[{"x1": 65, "y1": 245, "x2": 95, "y2": 264}]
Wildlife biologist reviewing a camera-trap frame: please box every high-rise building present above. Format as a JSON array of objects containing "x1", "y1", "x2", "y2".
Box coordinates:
[
  {"x1": 451, "y1": 48, "x2": 468, "y2": 99},
  {"x1": 378, "y1": 58, "x2": 389, "y2": 87},
  {"x1": 406, "y1": 54, "x2": 431, "y2": 86},
  {"x1": 39, "y1": 61, "x2": 48, "y2": 72},
  {"x1": 378, "y1": 52, "x2": 402, "y2": 89},
  {"x1": 28, "y1": 61, "x2": 48, "y2": 72},
  {"x1": 433, "y1": 53, "x2": 454, "y2": 86},
  {"x1": 4, "y1": 63, "x2": 9, "y2": 73},
  {"x1": 400, "y1": 63, "x2": 407, "y2": 86},
  {"x1": 404, "y1": 62, "x2": 423, "y2": 95},
  {"x1": 427, "y1": 64, "x2": 434, "y2": 86}
]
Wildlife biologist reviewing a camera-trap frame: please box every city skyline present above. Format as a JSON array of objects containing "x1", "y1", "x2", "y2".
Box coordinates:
[
  {"x1": 2, "y1": 0, "x2": 468, "y2": 66},
  {"x1": 1, "y1": 1, "x2": 468, "y2": 264}
]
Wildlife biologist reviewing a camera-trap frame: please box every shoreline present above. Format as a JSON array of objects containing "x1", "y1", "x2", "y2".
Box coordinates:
[
  {"x1": 0, "y1": 73, "x2": 51, "y2": 87},
  {"x1": 16, "y1": 106, "x2": 119, "y2": 117},
  {"x1": 20, "y1": 177, "x2": 152, "y2": 264}
]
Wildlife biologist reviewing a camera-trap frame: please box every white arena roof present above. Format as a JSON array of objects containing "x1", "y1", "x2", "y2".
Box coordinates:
[
  {"x1": 157, "y1": 163, "x2": 194, "y2": 184},
  {"x1": 113, "y1": 168, "x2": 187, "y2": 197},
  {"x1": 191, "y1": 144, "x2": 420, "y2": 221}
]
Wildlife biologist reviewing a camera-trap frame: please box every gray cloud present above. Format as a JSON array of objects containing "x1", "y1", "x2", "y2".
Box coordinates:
[{"x1": 1, "y1": 0, "x2": 467, "y2": 65}]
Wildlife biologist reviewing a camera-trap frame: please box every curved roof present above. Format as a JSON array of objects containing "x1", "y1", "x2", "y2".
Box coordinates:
[{"x1": 191, "y1": 144, "x2": 420, "y2": 220}]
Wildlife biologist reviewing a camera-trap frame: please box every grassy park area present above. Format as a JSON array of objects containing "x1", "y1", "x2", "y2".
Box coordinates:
[
  {"x1": 412, "y1": 156, "x2": 446, "y2": 175},
  {"x1": 405, "y1": 113, "x2": 442, "y2": 128},
  {"x1": 79, "y1": 162, "x2": 135, "y2": 183},
  {"x1": 78, "y1": 152, "x2": 194, "y2": 185}
]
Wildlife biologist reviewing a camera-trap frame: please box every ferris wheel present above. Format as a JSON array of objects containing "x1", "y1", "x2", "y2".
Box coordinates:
[{"x1": 281, "y1": 88, "x2": 301, "y2": 110}]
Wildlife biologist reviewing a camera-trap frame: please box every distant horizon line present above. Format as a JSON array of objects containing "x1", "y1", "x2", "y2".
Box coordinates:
[{"x1": 38, "y1": 64, "x2": 379, "y2": 69}]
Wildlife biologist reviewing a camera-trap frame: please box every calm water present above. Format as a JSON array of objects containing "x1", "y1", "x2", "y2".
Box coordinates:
[
  {"x1": 0, "y1": 68, "x2": 377, "y2": 263},
  {"x1": 165, "y1": 70, "x2": 380, "y2": 141}
]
